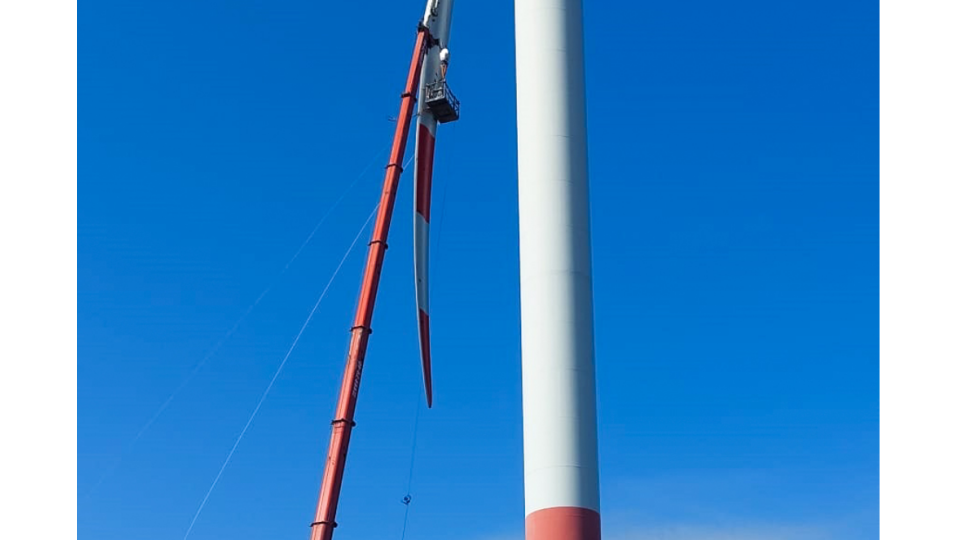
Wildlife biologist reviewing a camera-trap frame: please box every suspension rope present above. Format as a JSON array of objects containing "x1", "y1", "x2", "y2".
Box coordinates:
[
  {"x1": 399, "y1": 394, "x2": 423, "y2": 540},
  {"x1": 182, "y1": 202, "x2": 381, "y2": 540},
  {"x1": 398, "y1": 124, "x2": 457, "y2": 540},
  {"x1": 82, "y1": 143, "x2": 389, "y2": 501}
]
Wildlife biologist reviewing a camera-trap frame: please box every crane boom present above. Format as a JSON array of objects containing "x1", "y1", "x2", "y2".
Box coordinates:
[{"x1": 308, "y1": 25, "x2": 430, "y2": 540}]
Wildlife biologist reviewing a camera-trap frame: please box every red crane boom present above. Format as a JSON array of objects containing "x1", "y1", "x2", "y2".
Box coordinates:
[{"x1": 308, "y1": 26, "x2": 430, "y2": 540}]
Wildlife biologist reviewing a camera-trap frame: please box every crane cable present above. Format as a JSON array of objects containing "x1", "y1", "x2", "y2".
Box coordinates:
[
  {"x1": 183, "y1": 200, "x2": 382, "y2": 540},
  {"x1": 82, "y1": 143, "x2": 389, "y2": 502},
  {"x1": 182, "y1": 152, "x2": 415, "y2": 540}
]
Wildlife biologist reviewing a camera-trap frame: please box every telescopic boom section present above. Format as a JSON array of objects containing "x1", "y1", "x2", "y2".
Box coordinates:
[{"x1": 308, "y1": 27, "x2": 429, "y2": 540}]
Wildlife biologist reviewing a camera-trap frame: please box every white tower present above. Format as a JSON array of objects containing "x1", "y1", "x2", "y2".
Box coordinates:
[{"x1": 515, "y1": 1, "x2": 601, "y2": 539}]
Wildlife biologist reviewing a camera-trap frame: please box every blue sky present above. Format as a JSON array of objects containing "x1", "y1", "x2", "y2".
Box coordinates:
[{"x1": 79, "y1": 1, "x2": 878, "y2": 539}]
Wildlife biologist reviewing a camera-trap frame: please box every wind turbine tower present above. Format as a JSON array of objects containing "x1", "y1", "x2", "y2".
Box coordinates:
[{"x1": 514, "y1": 1, "x2": 601, "y2": 539}]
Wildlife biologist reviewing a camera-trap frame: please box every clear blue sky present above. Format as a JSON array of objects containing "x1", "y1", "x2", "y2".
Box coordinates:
[{"x1": 79, "y1": 1, "x2": 878, "y2": 539}]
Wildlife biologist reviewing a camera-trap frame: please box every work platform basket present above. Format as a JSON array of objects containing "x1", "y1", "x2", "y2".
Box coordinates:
[{"x1": 425, "y1": 79, "x2": 460, "y2": 124}]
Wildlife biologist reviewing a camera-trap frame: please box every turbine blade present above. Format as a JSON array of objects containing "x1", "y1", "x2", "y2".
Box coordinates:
[{"x1": 414, "y1": 85, "x2": 438, "y2": 408}]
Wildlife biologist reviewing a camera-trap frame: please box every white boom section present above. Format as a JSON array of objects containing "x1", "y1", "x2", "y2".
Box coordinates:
[{"x1": 515, "y1": 0, "x2": 601, "y2": 538}]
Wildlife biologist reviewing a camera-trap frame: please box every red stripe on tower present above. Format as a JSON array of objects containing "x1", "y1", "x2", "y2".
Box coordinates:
[{"x1": 526, "y1": 507, "x2": 601, "y2": 540}]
